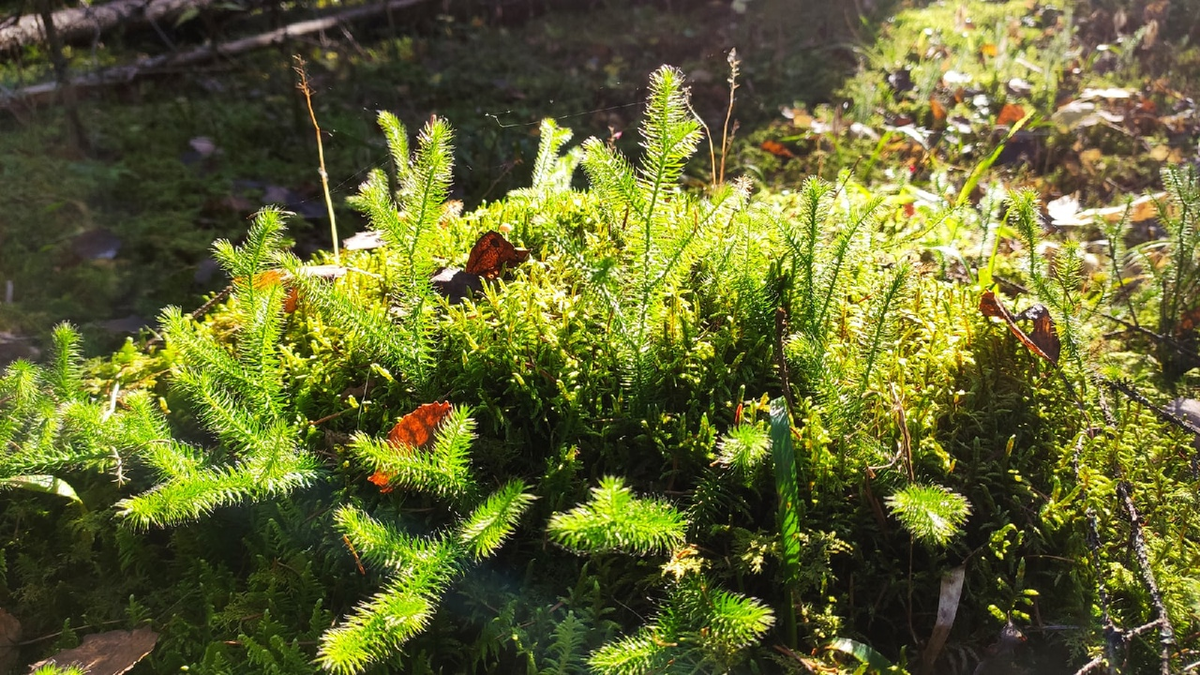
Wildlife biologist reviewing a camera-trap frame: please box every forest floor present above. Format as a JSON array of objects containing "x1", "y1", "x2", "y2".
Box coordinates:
[{"x1": 4, "y1": 1, "x2": 1200, "y2": 673}]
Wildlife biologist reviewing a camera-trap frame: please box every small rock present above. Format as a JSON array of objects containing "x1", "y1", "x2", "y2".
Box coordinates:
[
  {"x1": 343, "y1": 230, "x2": 386, "y2": 251},
  {"x1": 70, "y1": 228, "x2": 122, "y2": 261},
  {"x1": 0, "y1": 332, "x2": 40, "y2": 367},
  {"x1": 1166, "y1": 398, "x2": 1200, "y2": 450},
  {"x1": 98, "y1": 315, "x2": 148, "y2": 334}
]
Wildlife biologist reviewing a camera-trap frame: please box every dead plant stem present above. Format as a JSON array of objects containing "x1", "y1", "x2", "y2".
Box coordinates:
[
  {"x1": 293, "y1": 55, "x2": 340, "y2": 265},
  {"x1": 719, "y1": 48, "x2": 740, "y2": 186}
]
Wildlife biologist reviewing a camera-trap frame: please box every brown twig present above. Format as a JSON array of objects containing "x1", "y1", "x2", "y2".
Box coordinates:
[
  {"x1": 1101, "y1": 376, "x2": 1200, "y2": 478},
  {"x1": 293, "y1": 55, "x2": 340, "y2": 265},
  {"x1": 341, "y1": 534, "x2": 366, "y2": 575},
  {"x1": 1070, "y1": 432, "x2": 1121, "y2": 673},
  {"x1": 718, "y1": 48, "x2": 740, "y2": 186},
  {"x1": 1116, "y1": 481, "x2": 1175, "y2": 675},
  {"x1": 773, "y1": 307, "x2": 796, "y2": 417},
  {"x1": 309, "y1": 407, "x2": 355, "y2": 427},
  {"x1": 1099, "y1": 312, "x2": 1200, "y2": 364},
  {"x1": 1, "y1": 0, "x2": 431, "y2": 109},
  {"x1": 144, "y1": 284, "x2": 232, "y2": 347},
  {"x1": 1071, "y1": 616, "x2": 1170, "y2": 674}
]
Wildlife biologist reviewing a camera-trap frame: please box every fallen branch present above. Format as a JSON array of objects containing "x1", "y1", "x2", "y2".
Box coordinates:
[
  {"x1": 1101, "y1": 376, "x2": 1200, "y2": 478},
  {"x1": 0, "y1": 0, "x2": 231, "y2": 52},
  {"x1": 0, "y1": 0, "x2": 430, "y2": 109},
  {"x1": 1116, "y1": 481, "x2": 1176, "y2": 675}
]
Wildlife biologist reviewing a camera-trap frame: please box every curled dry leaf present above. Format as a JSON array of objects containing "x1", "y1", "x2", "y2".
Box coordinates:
[
  {"x1": 465, "y1": 231, "x2": 529, "y2": 279},
  {"x1": 370, "y1": 401, "x2": 453, "y2": 493},
  {"x1": 1014, "y1": 303, "x2": 1061, "y2": 365},
  {"x1": 760, "y1": 140, "x2": 795, "y2": 158},
  {"x1": 235, "y1": 270, "x2": 300, "y2": 314},
  {"x1": 433, "y1": 230, "x2": 530, "y2": 303},
  {"x1": 920, "y1": 566, "x2": 966, "y2": 675},
  {"x1": 995, "y1": 102, "x2": 1027, "y2": 127},
  {"x1": 979, "y1": 290, "x2": 1061, "y2": 364}
]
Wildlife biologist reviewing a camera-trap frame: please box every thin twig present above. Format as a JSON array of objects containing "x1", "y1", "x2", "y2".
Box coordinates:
[
  {"x1": 144, "y1": 284, "x2": 232, "y2": 347},
  {"x1": 1071, "y1": 656, "x2": 1107, "y2": 675},
  {"x1": 691, "y1": 99, "x2": 716, "y2": 190},
  {"x1": 889, "y1": 382, "x2": 913, "y2": 480},
  {"x1": 773, "y1": 307, "x2": 796, "y2": 416},
  {"x1": 17, "y1": 618, "x2": 125, "y2": 646},
  {"x1": 1101, "y1": 377, "x2": 1200, "y2": 478},
  {"x1": 718, "y1": 48, "x2": 740, "y2": 186},
  {"x1": 1099, "y1": 312, "x2": 1200, "y2": 364},
  {"x1": 309, "y1": 407, "x2": 355, "y2": 427},
  {"x1": 1117, "y1": 481, "x2": 1175, "y2": 675},
  {"x1": 1071, "y1": 432, "x2": 1121, "y2": 674},
  {"x1": 293, "y1": 55, "x2": 340, "y2": 265}
]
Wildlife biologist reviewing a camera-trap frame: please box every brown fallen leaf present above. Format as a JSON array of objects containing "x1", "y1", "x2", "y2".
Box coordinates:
[
  {"x1": 929, "y1": 97, "x2": 947, "y2": 124},
  {"x1": 995, "y1": 102, "x2": 1026, "y2": 126},
  {"x1": 760, "y1": 140, "x2": 795, "y2": 158},
  {"x1": 432, "y1": 231, "x2": 529, "y2": 304},
  {"x1": 27, "y1": 627, "x2": 158, "y2": 675},
  {"x1": 1014, "y1": 303, "x2": 1062, "y2": 364},
  {"x1": 979, "y1": 290, "x2": 1061, "y2": 364}
]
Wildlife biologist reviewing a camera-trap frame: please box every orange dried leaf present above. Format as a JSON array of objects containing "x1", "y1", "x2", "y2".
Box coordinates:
[
  {"x1": 233, "y1": 270, "x2": 299, "y2": 313},
  {"x1": 283, "y1": 286, "x2": 299, "y2": 314},
  {"x1": 979, "y1": 290, "x2": 1014, "y2": 321},
  {"x1": 930, "y1": 97, "x2": 948, "y2": 123},
  {"x1": 760, "y1": 140, "x2": 796, "y2": 158},
  {"x1": 387, "y1": 401, "x2": 453, "y2": 450},
  {"x1": 996, "y1": 103, "x2": 1027, "y2": 126},
  {"x1": 979, "y1": 291, "x2": 1060, "y2": 364},
  {"x1": 238, "y1": 269, "x2": 291, "y2": 292},
  {"x1": 465, "y1": 232, "x2": 529, "y2": 280},
  {"x1": 368, "y1": 470, "x2": 395, "y2": 494},
  {"x1": 1018, "y1": 304, "x2": 1062, "y2": 364},
  {"x1": 367, "y1": 470, "x2": 393, "y2": 485}
]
